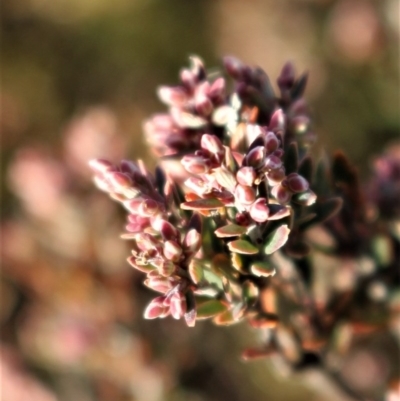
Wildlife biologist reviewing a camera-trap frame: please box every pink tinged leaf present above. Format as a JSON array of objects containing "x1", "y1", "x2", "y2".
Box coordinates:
[
  {"x1": 245, "y1": 146, "x2": 266, "y2": 169},
  {"x1": 212, "y1": 105, "x2": 236, "y2": 126},
  {"x1": 151, "y1": 218, "x2": 179, "y2": 240},
  {"x1": 213, "y1": 167, "x2": 237, "y2": 192},
  {"x1": 88, "y1": 158, "x2": 114, "y2": 174},
  {"x1": 236, "y1": 167, "x2": 256, "y2": 187},
  {"x1": 139, "y1": 199, "x2": 160, "y2": 217},
  {"x1": 269, "y1": 109, "x2": 285, "y2": 132},
  {"x1": 169, "y1": 292, "x2": 187, "y2": 320},
  {"x1": 264, "y1": 131, "x2": 280, "y2": 153},
  {"x1": 157, "y1": 86, "x2": 188, "y2": 107},
  {"x1": 196, "y1": 300, "x2": 228, "y2": 320},
  {"x1": 223, "y1": 56, "x2": 245, "y2": 79},
  {"x1": 250, "y1": 261, "x2": 276, "y2": 277},
  {"x1": 106, "y1": 171, "x2": 132, "y2": 188},
  {"x1": 264, "y1": 155, "x2": 283, "y2": 170},
  {"x1": 195, "y1": 95, "x2": 213, "y2": 116},
  {"x1": 277, "y1": 61, "x2": 296, "y2": 89},
  {"x1": 209, "y1": 77, "x2": 225, "y2": 98},
  {"x1": 264, "y1": 224, "x2": 290, "y2": 254},
  {"x1": 144, "y1": 276, "x2": 173, "y2": 293},
  {"x1": 184, "y1": 309, "x2": 197, "y2": 327},
  {"x1": 228, "y1": 239, "x2": 259, "y2": 255},
  {"x1": 123, "y1": 198, "x2": 143, "y2": 213},
  {"x1": 171, "y1": 108, "x2": 207, "y2": 129},
  {"x1": 184, "y1": 229, "x2": 202, "y2": 253},
  {"x1": 188, "y1": 259, "x2": 204, "y2": 284},
  {"x1": 201, "y1": 134, "x2": 224, "y2": 155},
  {"x1": 268, "y1": 205, "x2": 291, "y2": 220},
  {"x1": 242, "y1": 280, "x2": 259, "y2": 305},
  {"x1": 215, "y1": 224, "x2": 247, "y2": 238},
  {"x1": 184, "y1": 177, "x2": 210, "y2": 195},
  {"x1": 93, "y1": 175, "x2": 112, "y2": 192},
  {"x1": 120, "y1": 159, "x2": 141, "y2": 175},
  {"x1": 181, "y1": 198, "x2": 224, "y2": 211},
  {"x1": 127, "y1": 256, "x2": 155, "y2": 273},
  {"x1": 271, "y1": 184, "x2": 292, "y2": 204},
  {"x1": 159, "y1": 260, "x2": 176, "y2": 277},
  {"x1": 286, "y1": 173, "x2": 309, "y2": 193},
  {"x1": 136, "y1": 232, "x2": 159, "y2": 251},
  {"x1": 144, "y1": 296, "x2": 169, "y2": 319},
  {"x1": 266, "y1": 168, "x2": 285, "y2": 185},
  {"x1": 181, "y1": 154, "x2": 211, "y2": 175},
  {"x1": 234, "y1": 184, "x2": 256, "y2": 206},
  {"x1": 163, "y1": 240, "x2": 182, "y2": 262},
  {"x1": 249, "y1": 198, "x2": 270, "y2": 223}
]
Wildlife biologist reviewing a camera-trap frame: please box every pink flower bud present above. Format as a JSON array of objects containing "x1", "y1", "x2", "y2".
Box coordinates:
[
  {"x1": 249, "y1": 198, "x2": 270, "y2": 223},
  {"x1": 183, "y1": 228, "x2": 201, "y2": 253},
  {"x1": 181, "y1": 154, "x2": 211, "y2": 175},
  {"x1": 266, "y1": 168, "x2": 285, "y2": 185},
  {"x1": 277, "y1": 61, "x2": 295, "y2": 90},
  {"x1": 139, "y1": 198, "x2": 160, "y2": 217},
  {"x1": 235, "y1": 184, "x2": 256, "y2": 206},
  {"x1": 264, "y1": 131, "x2": 280, "y2": 153},
  {"x1": 287, "y1": 173, "x2": 309, "y2": 193},
  {"x1": 214, "y1": 166, "x2": 236, "y2": 192},
  {"x1": 269, "y1": 109, "x2": 285, "y2": 132},
  {"x1": 271, "y1": 184, "x2": 292, "y2": 204},
  {"x1": 106, "y1": 171, "x2": 132, "y2": 190},
  {"x1": 163, "y1": 240, "x2": 183, "y2": 262},
  {"x1": 195, "y1": 95, "x2": 213, "y2": 116},
  {"x1": 151, "y1": 218, "x2": 179, "y2": 241},
  {"x1": 223, "y1": 56, "x2": 245, "y2": 79},
  {"x1": 236, "y1": 167, "x2": 256, "y2": 186},
  {"x1": 144, "y1": 296, "x2": 169, "y2": 319},
  {"x1": 184, "y1": 177, "x2": 210, "y2": 196},
  {"x1": 157, "y1": 86, "x2": 188, "y2": 107},
  {"x1": 264, "y1": 155, "x2": 283, "y2": 170},
  {"x1": 144, "y1": 276, "x2": 173, "y2": 293},
  {"x1": 201, "y1": 134, "x2": 224, "y2": 155},
  {"x1": 245, "y1": 146, "x2": 266, "y2": 169}
]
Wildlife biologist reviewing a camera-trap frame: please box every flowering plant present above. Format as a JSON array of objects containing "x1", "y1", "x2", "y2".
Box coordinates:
[{"x1": 90, "y1": 56, "x2": 400, "y2": 400}]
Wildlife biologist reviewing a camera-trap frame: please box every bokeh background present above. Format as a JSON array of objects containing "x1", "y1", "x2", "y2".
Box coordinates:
[{"x1": 1, "y1": 0, "x2": 399, "y2": 400}]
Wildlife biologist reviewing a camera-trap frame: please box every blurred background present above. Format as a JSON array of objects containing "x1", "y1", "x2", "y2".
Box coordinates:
[{"x1": 1, "y1": 0, "x2": 399, "y2": 400}]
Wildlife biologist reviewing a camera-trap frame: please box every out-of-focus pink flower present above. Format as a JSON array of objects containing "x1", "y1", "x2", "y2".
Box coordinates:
[
  {"x1": 7, "y1": 148, "x2": 67, "y2": 220},
  {"x1": 63, "y1": 106, "x2": 125, "y2": 175}
]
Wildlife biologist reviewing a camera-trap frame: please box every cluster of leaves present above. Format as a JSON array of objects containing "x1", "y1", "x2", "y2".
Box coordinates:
[{"x1": 91, "y1": 56, "x2": 400, "y2": 400}]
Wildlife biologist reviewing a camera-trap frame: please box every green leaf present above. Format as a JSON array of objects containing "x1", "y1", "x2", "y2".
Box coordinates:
[
  {"x1": 250, "y1": 261, "x2": 276, "y2": 277},
  {"x1": 181, "y1": 198, "x2": 224, "y2": 210},
  {"x1": 228, "y1": 240, "x2": 259, "y2": 255},
  {"x1": 188, "y1": 260, "x2": 204, "y2": 284},
  {"x1": 264, "y1": 224, "x2": 290, "y2": 254},
  {"x1": 215, "y1": 224, "x2": 247, "y2": 238},
  {"x1": 196, "y1": 300, "x2": 228, "y2": 319},
  {"x1": 242, "y1": 280, "x2": 259, "y2": 305}
]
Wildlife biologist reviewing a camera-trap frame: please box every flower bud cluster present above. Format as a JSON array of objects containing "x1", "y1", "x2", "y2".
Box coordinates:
[{"x1": 144, "y1": 57, "x2": 226, "y2": 156}]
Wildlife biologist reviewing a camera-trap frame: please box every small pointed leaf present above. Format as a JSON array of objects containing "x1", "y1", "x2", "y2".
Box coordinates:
[
  {"x1": 264, "y1": 224, "x2": 290, "y2": 254},
  {"x1": 196, "y1": 300, "x2": 228, "y2": 320},
  {"x1": 228, "y1": 240, "x2": 259, "y2": 255},
  {"x1": 188, "y1": 260, "x2": 204, "y2": 284},
  {"x1": 213, "y1": 309, "x2": 239, "y2": 326},
  {"x1": 250, "y1": 261, "x2": 276, "y2": 277},
  {"x1": 215, "y1": 224, "x2": 247, "y2": 238}
]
